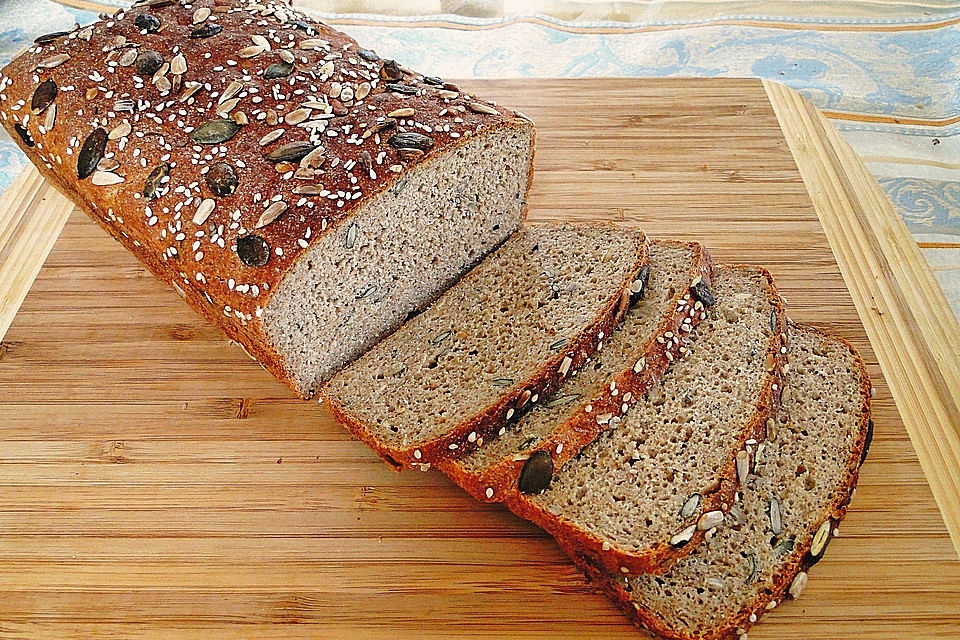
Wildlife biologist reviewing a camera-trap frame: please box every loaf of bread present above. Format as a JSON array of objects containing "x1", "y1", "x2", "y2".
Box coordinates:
[
  {"x1": 324, "y1": 224, "x2": 649, "y2": 469},
  {"x1": 561, "y1": 324, "x2": 872, "y2": 640},
  {"x1": 437, "y1": 239, "x2": 714, "y2": 503},
  {"x1": 508, "y1": 265, "x2": 787, "y2": 575},
  {"x1": 0, "y1": 0, "x2": 535, "y2": 397}
]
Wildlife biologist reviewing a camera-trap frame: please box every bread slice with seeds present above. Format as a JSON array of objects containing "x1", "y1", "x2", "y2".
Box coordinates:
[
  {"x1": 436, "y1": 239, "x2": 714, "y2": 504},
  {"x1": 323, "y1": 223, "x2": 649, "y2": 470},
  {"x1": 0, "y1": 0, "x2": 535, "y2": 399},
  {"x1": 561, "y1": 324, "x2": 872, "y2": 640},
  {"x1": 503, "y1": 265, "x2": 787, "y2": 575}
]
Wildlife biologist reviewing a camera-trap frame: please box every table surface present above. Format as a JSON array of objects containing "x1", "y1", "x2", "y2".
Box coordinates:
[{"x1": 0, "y1": 78, "x2": 958, "y2": 638}]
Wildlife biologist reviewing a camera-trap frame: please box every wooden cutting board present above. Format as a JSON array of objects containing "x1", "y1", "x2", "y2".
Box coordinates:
[{"x1": 0, "y1": 78, "x2": 959, "y2": 639}]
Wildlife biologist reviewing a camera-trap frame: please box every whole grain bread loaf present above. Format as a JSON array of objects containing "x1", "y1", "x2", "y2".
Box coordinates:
[
  {"x1": 506, "y1": 265, "x2": 788, "y2": 575},
  {"x1": 323, "y1": 223, "x2": 649, "y2": 470},
  {"x1": 437, "y1": 239, "x2": 714, "y2": 504},
  {"x1": 0, "y1": 0, "x2": 535, "y2": 398},
  {"x1": 561, "y1": 324, "x2": 872, "y2": 640}
]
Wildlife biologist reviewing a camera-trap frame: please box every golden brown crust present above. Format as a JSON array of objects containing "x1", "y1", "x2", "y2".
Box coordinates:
[
  {"x1": 0, "y1": 0, "x2": 533, "y2": 398},
  {"x1": 436, "y1": 240, "x2": 715, "y2": 503},
  {"x1": 561, "y1": 323, "x2": 872, "y2": 640},
  {"x1": 323, "y1": 226, "x2": 650, "y2": 470},
  {"x1": 503, "y1": 265, "x2": 788, "y2": 576}
]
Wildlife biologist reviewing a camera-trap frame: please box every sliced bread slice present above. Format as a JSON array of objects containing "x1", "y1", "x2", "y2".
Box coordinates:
[
  {"x1": 561, "y1": 324, "x2": 872, "y2": 640},
  {"x1": 437, "y1": 239, "x2": 714, "y2": 503},
  {"x1": 323, "y1": 223, "x2": 649, "y2": 469},
  {"x1": 504, "y1": 265, "x2": 787, "y2": 575}
]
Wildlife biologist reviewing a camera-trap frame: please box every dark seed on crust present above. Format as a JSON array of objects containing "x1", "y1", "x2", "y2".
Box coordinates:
[
  {"x1": 290, "y1": 19, "x2": 318, "y2": 35},
  {"x1": 13, "y1": 123, "x2": 34, "y2": 147},
  {"x1": 264, "y1": 141, "x2": 315, "y2": 163},
  {"x1": 31, "y1": 79, "x2": 57, "y2": 113},
  {"x1": 263, "y1": 60, "x2": 294, "y2": 79},
  {"x1": 35, "y1": 30, "x2": 71, "y2": 45},
  {"x1": 358, "y1": 48, "x2": 379, "y2": 62},
  {"x1": 859, "y1": 418, "x2": 874, "y2": 468},
  {"x1": 386, "y1": 83, "x2": 418, "y2": 95},
  {"x1": 134, "y1": 50, "x2": 163, "y2": 76},
  {"x1": 518, "y1": 450, "x2": 553, "y2": 494},
  {"x1": 190, "y1": 118, "x2": 242, "y2": 145},
  {"x1": 379, "y1": 59, "x2": 402, "y2": 81},
  {"x1": 237, "y1": 235, "x2": 270, "y2": 267},
  {"x1": 205, "y1": 162, "x2": 239, "y2": 196},
  {"x1": 629, "y1": 264, "x2": 651, "y2": 306},
  {"x1": 422, "y1": 75, "x2": 443, "y2": 85},
  {"x1": 388, "y1": 131, "x2": 433, "y2": 151},
  {"x1": 691, "y1": 276, "x2": 716, "y2": 307},
  {"x1": 77, "y1": 128, "x2": 108, "y2": 179},
  {"x1": 142, "y1": 162, "x2": 170, "y2": 199},
  {"x1": 808, "y1": 520, "x2": 832, "y2": 566},
  {"x1": 134, "y1": 13, "x2": 161, "y2": 33},
  {"x1": 190, "y1": 23, "x2": 222, "y2": 38}
]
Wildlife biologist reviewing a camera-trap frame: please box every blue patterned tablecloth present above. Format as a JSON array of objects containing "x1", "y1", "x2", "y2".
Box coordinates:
[{"x1": 1, "y1": 0, "x2": 958, "y2": 316}]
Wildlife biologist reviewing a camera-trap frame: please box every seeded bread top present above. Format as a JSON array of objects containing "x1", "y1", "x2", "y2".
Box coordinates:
[
  {"x1": 324, "y1": 223, "x2": 648, "y2": 452},
  {"x1": 596, "y1": 325, "x2": 871, "y2": 639},
  {"x1": 531, "y1": 265, "x2": 781, "y2": 558},
  {"x1": 0, "y1": 0, "x2": 527, "y2": 330}
]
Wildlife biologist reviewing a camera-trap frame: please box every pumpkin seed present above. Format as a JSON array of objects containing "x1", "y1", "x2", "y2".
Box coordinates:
[
  {"x1": 264, "y1": 141, "x2": 315, "y2": 163},
  {"x1": 358, "y1": 48, "x2": 379, "y2": 62},
  {"x1": 768, "y1": 495, "x2": 782, "y2": 535},
  {"x1": 629, "y1": 264, "x2": 651, "y2": 306},
  {"x1": 77, "y1": 128, "x2": 108, "y2": 179},
  {"x1": 680, "y1": 493, "x2": 701, "y2": 519},
  {"x1": 691, "y1": 275, "x2": 716, "y2": 307},
  {"x1": 143, "y1": 162, "x2": 170, "y2": 199},
  {"x1": 388, "y1": 132, "x2": 433, "y2": 151},
  {"x1": 518, "y1": 450, "x2": 553, "y2": 494},
  {"x1": 34, "y1": 30, "x2": 70, "y2": 45},
  {"x1": 190, "y1": 118, "x2": 241, "y2": 145},
  {"x1": 422, "y1": 75, "x2": 443, "y2": 85},
  {"x1": 345, "y1": 222, "x2": 357, "y2": 249},
  {"x1": 237, "y1": 235, "x2": 270, "y2": 267},
  {"x1": 255, "y1": 200, "x2": 287, "y2": 228},
  {"x1": 808, "y1": 520, "x2": 832, "y2": 565},
  {"x1": 264, "y1": 60, "x2": 294, "y2": 79},
  {"x1": 31, "y1": 79, "x2": 57, "y2": 113},
  {"x1": 386, "y1": 83, "x2": 418, "y2": 95},
  {"x1": 379, "y1": 59, "x2": 402, "y2": 81},
  {"x1": 134, "y1": 50, "x2": 163, "y2": 76},
  {"x1": 469, "y1": 101, "x2": 499, "y2": 115},
  {"x1": 190, "y1": 23, "x2": 222, "y2": 38},
  {"x1": 205, "y1": 162, "x2": 239, "y2": 196},
  {"x1": 134, "y1": 13, "x2": 161, "y2": 33}
]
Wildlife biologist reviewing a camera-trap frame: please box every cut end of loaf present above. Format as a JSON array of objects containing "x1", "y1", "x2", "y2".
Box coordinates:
[{"x1": 263, "y1": 123, "x2": 534, "y2": 396}]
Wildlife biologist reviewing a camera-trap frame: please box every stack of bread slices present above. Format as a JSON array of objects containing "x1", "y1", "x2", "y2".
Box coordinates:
[{"x1": 0, "y1": 2, "x2": 871, "y2": 638}]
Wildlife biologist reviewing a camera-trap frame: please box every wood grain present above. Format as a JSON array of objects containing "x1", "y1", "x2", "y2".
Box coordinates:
[{"x1": 0, "y1": 78, "x2": 957, "y2": 638}]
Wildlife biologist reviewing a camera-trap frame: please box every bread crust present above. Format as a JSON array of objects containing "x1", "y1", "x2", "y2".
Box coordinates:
[
  {"x1": 502, "y1": 265, "x2": 788, "y2": 576},
  {"x1": 436, "y1": 240, "x2": 714, "y2": 503},
  {"x1": 324, "y1": 224, "x2": 650, "y2": 470},
  {"x1": 0, "y1": 0, "x2": 534, "y2": 398},
  {"x1": 561, "y1": 324, "x2": 872, "y2": 640}
]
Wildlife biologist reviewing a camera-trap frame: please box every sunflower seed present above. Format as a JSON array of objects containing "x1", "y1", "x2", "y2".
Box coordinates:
[
  {"x1": 169, "y1": 53, "x2": 187, "y2": 75},
  {"x1": 251, "y1": 34, "x2": 271, "y2": 51},
  {"x1": 216, "y1": 98, "x2": 241, "y2": 116},
  {"x1": 77, "y1": 26, "x2": 93, "y2": 41},
  {"x1": 299, "y1": 145, "x2": 325, "y2": 169},
  {"x1": 284, "y1": 108, "x2": 311, "y2": 125},
  {"x1": 180, "y1": 82, "x2": 203, "y2": 102},
  {"x1": 190, "y1": 118, "x2": 241, "y2": 145},
  {"x1": 264, "y1": 60, "x2": 294, "y2": 79},
  {"x1": 345, "y1": 222, "x2": 357, "y2": 249},
  {"x1": 358, "y1": 48, "x2": 379, "y2": 62},
  {"x1": 549, "y1": 339, "x2": 567, "y2": 351},
  {"x1": 108, "y1": 121, "x2": 131, "y2": 140},
  {"x1": 736, "y1": 449, "x2": 750, "y2": 485},
  {"x1": 34, "y1": 30, "x2": 70, "y2": 45},
  {"x1": 253, "y1": 200, "x2": 286, "y2": 229},
  {"x1": 193, "y1": 7, "x2": 211, "y2": 23},
  {"x1": 691, "y1": 276, "x2": 716, "y2": 307},
  {"x1": 298, "y1": 39, "x2": 326, "y2": 50},
  {"x1": 491, "y1": 379, "x2": 513, "y2": 387},
  {"x1": 134, "y1": 13, "x2": 161, "y2": 33},
  {"x1": 237, "y1": 235, "x2": 270, "y2": 267},
  {"x1": 788, "y1": 571, "x2": 808, "y2": 599},
  {"x1": 543, "y1": 393, "x2": 581, "y2": 409},
  {"x1": 680, "y1": 493, "x2": 701, "y2": 519},
  {"x1": 633, "y1": 356, "x2": 646, "y2": 374},
  {"x1": 670, "y1": 524, "x2": 697, "y2": 548},
  {"x1": 292, "y1": 184, "x2": 323, "y2": 195},
  {"x1": 134, "y1": 50, "x2": 163, "y2": 76},
  {"x1": 388, "y1": 107, "x2": 415, "y2": 118},
  {"x1": 192, "y1": 198, "x2": 215, "y2": 225},
  {"x1": 768, "y1": 496, "x2": 782, "y2": 535},
  {"x1": 558, "y1": 355, "x2": 573, "y2": 377},
  {"x1": 469, "y1": 101, "x2": 499, "y2": 115},
  {"x1": 265, "y1": 141, "x2": 315, "y2": 163},
  {"x1": 77, "y1": 128, "x2": 108, "y2": 179},
  {"x1": 43, "y1": 103, "x2": 56, "y2": 130},
  {"x1": 205, "y1": 162, "x2": 239, "y2": 196},
  {"x1": 190, "y1": 23, "x2": 222, "y2": 38},
  {"x1": 90, "y1": 171, "x2": 124, "y2": 186},
  {"x1": 744, "y1": 553, "x2": 758, "y2": 584},
  {"x1": 772, "y1": 537, "x2": 794, "y2": 555},
  {"x1": 258, "y1": 129, "x2": 284, "y2": 146},
  {"x1": 238, "y1": 45, "x2": 264, "y2": 58},
  {"x1": 698, "y1": 510, "x2": 724, "y2": 530},
  {"x1": 438, "y1": 90, "x2": 459, "y2": 100},
  {"x1": 97, "y1": 158, "x2": 119, "y2": 172},
  {"x1": 318, "y1": 61, "x2": 334, "y2": 79},
  {"x1": 808, "y1": 520, "x2": 832, "y2": 565},
  {"x1": 37, "y1": 53, "x2": 70, "y2": 69},
  {"x1": 388, "y1": 132, "x2": 433, "y2": 151},
  {"x1": 518, "y1": 450, "x2": 553, "y2": 494}
]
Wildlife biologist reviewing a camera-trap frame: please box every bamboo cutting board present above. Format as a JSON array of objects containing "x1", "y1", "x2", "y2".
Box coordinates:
[{"x1": 0, "y1": 78, "x2": 959, "y2": 639}]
